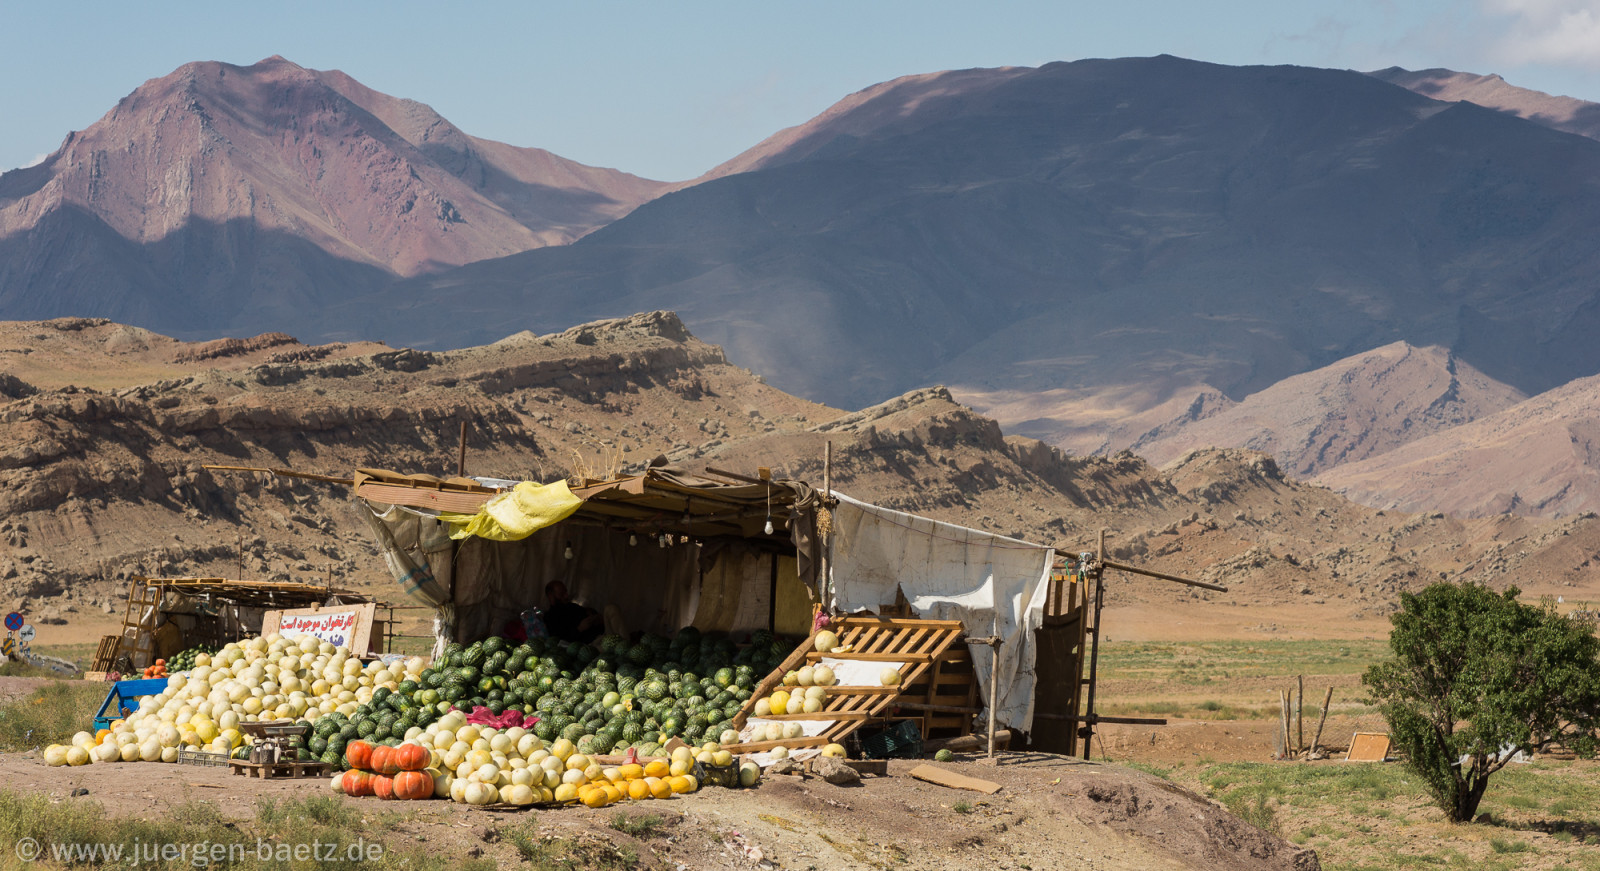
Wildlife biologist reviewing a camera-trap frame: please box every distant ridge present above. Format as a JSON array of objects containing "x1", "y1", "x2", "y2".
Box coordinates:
[
  {"x1": 1369, "y1": 66, "x2": 1600, "y2": 141},
  {"x1": 1132, "y1": 342, "x2": 1525, "y2": 477}
]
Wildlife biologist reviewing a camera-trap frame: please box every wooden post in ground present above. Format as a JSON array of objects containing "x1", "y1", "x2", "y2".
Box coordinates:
[
  {"x1": 1310, "y1": 686, "x2": 1334, "y2": 759},
  {"x1": 1279, "y1": 690, "x2": 1291, "y2": 760},
  {"x1": 987, "y1": 638, "x2": 1001, "y2": 760},
  {"x1": 1297, "y1": 674, "x2": 1305, "y2": 756},
  {"x1": 457, "y1": 420, "x2": 469, "y2": 478}
]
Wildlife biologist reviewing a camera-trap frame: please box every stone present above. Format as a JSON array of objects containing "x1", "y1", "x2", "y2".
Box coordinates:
[{"x1": 814, "y1": 756, "x2": 861, "y2": 785}]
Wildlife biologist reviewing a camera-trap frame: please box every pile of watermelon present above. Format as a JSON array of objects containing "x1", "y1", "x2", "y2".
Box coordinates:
[
  {"x1": 165, "y1": 643, "x2": 218, "y2": 672},
  {"x1": 308, "y1": 627, "x2": 793, "y2": 770}
]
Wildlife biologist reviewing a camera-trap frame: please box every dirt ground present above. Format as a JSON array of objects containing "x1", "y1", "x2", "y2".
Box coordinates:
[{"x1": 0, "y1": 748, "x2": 1318, "y2": 871}]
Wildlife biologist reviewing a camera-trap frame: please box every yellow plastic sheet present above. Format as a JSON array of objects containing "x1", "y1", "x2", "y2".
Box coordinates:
[{"x1": 443, "y1": 480, "x2": 583, "y2": 541}]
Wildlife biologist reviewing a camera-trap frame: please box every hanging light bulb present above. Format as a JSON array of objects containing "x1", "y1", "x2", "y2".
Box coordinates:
[
  {"x1": 564, "y1": 542, "x2": 574, "y2": 560},
  {"x1": 764, "y1": 518, "x2": 774, "y2": 535},
  {"x1": 763, "y1": 479, "x2": 774, "y2": 535},
  {"x1": 628, "y1": 533, "x2": 637, "y2": 547},
  {"x1": 659, "y1": 533, "x2": 669, "y2": 548}
]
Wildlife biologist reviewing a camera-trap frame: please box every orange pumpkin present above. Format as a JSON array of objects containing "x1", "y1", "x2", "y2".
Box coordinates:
[
  {"x1": 393, "y1": 742, "x2": 430, "y2": 772},
  {"x1": 370, "y1": 744, "x2": 401, "y2": 776},
  {"x1": 392, "y1": 770, "x2": 432, "y2": 800},
  {"x1": 372, "y1": 774, "x2": 396, "y2": 801},
  {"x1": 345, "y1": 740, "x2": 374, "y2": 772},
  {"x1": 341, "y1": 769, "x2": 374, "y2": 797}
]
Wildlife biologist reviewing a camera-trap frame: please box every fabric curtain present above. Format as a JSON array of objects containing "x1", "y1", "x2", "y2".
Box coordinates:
[{"x1": 827, "y1": 493, "x2": 1053, "y2": 732}]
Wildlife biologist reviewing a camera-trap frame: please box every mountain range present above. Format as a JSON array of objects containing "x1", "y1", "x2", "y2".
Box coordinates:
[{"x1": 7, "y1": 54, "x2": 1600, "y2": 518}]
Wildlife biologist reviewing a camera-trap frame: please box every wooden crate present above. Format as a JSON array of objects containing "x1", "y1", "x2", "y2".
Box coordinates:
[
  {"x1": 91, "y1": 636, "x2": 120, "y2": 672},
  {"x1": 727, "y1": 616, "x2": 976, "y2": 753},
  {"x1": 228, "y1": 759, "x2": 332, "y2": 780}
]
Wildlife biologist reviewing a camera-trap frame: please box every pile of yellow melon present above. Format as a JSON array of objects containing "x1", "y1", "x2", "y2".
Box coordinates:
[
  {"x1": 44, "y1": 633, "x2": 407, "y2": 766},
  {"x1": 753, "y1": 664, "x2": 836, "y2": 716},
  {"x1": 401, "y1": 708, "x2": 746, "y2": 807}
]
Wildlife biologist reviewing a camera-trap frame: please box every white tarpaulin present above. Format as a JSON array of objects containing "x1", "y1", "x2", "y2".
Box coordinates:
[{"x1": 827, "y1": 493, "x2": 1054, "y2": 733}]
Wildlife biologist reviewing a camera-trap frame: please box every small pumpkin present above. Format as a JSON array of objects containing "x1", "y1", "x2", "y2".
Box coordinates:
[
  {"x1": 393, "y1": 742, "x2": 430, "y2": 772},
  {"x1": 345, "y1": 740, "x2": 374, "y2": 771},
  {"x1": 370, "y1": 744, "x2": 401, "y2": 776},
  {"x1": 372, "y1": 774, "x2": 396, "y2": 801},
  {"x1": 392, "y1": 770, "x2": 432, "y2": 800},
  {"x1": 341, "y1": 769, "x2": 374, "y2": 797}
]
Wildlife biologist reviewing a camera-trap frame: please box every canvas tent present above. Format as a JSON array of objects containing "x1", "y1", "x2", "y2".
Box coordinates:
[{"x1": 355, "y1": 466, "x2": 1056, "y2": 734}]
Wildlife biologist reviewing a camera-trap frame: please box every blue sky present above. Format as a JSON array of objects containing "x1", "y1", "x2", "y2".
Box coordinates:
[{"x1": 6, "y1": 0, "x2": 1600, "y2": 180}]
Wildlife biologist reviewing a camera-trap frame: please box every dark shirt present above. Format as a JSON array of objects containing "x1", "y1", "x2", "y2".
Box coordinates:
[{"x1": 544, "y1": 601, "x2": 600, "y2": 643}]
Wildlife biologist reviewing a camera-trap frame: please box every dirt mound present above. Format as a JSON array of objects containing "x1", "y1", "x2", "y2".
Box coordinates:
[
  {"x1": 1060, "y1": 771, "x2": 1320, "y2": 871},
  {"x1": 0, "y1": 748, "x2": 1317, "y2": 871}
]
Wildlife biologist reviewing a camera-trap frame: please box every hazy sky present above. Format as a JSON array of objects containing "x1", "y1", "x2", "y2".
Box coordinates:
[{"x1": 7, "y1": 0, "x2": 1600, "y2": 180}]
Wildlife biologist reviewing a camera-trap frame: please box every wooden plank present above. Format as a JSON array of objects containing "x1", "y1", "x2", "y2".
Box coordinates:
[
  {"x1": 818, "y1": 686, "x2": 900, "y2": 696},
  {"x1": 806, "y1": 651, "x2": 936, "y2": 663},
  {"x1": 1347, "y1": 733, "x2": 1391, "y2": 762},
  {"x1": 354, "y1": 482, "x2": 493, "y2": 514},
  {"x1": 887, "y1": 700, "x2": 981, "y2": 715},
  {"x1": 909, "y1": 765, "x2": 1002, "y2": 794},
  {"x1": 721, "y1": 736, "x2": 828, "y2": 753},
  {"x1": 834, "y1": 618, "x2": 966, "y2": 629},
  {"x1": 842, "y1": 759, "x2": 888, "y2": 776},
  {"x1": 754, "y1": 711, "x2": 873, "y2": 721}
]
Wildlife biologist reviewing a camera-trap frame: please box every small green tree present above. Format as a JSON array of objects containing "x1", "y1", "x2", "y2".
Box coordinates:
[{"x1": 1363, "y1": 582, "x2": 1600, "y2": 822}]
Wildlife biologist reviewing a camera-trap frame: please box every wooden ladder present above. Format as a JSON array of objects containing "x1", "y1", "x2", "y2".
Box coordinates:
[
  {"x1": 115, "y1": 579, "x2": 162, "y2": 670},
  {"x1": 728, "y1": 616, "x2": 973, "y2": 753}
]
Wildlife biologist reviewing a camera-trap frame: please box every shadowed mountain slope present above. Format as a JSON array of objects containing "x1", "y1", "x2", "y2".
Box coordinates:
[{"x1": 333, "y1": 56, "x2": 1600, "y2": 426}]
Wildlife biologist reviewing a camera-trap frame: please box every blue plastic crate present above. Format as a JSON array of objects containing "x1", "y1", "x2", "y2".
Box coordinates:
[{"x1": 93, "y1": 678, "x2": 170, "y2": 730}]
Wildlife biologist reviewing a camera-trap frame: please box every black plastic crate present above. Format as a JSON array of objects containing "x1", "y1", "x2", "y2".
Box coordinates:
[{"x1": 858, "y1": 719, "x2": 923, "y2": 759}]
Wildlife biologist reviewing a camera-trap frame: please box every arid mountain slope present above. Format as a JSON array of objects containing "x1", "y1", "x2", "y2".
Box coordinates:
[
  {"x1": 1129, "y1": 342, "x2": 1525, "y2": 476},
  {"x1": 5, "y1": 313, "x2": 1595, "y2": 639},
  {"x1": 1368, "y1": 66, "x2": 1600, "y2": 141},
  {"x1": 341, "y1": 56, "x2": 1600, "y2": 429},
  {"x1": 0, "y1": 56, "x2": 666, "y2": 335},
  {"x1": 1315, "y1": 372, "x2": 1600, "y2": 518},
  {"x1": 309, "y1": 68, "x2": 670, "y2": 242}
]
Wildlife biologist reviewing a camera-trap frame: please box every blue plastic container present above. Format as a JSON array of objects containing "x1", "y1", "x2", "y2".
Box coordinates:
[{"x1": 93, "y1": 678, "x2": 171, "y2": 731}]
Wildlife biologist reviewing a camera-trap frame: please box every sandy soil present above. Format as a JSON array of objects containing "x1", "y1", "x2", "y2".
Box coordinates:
[{"x1": 0, "y1": 749, "x2": 1317, "y2": 871}]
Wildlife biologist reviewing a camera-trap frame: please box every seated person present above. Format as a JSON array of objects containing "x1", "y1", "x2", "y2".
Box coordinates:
[{"x1": 543, "y1": 580, "x2": 603, "y2": 644}]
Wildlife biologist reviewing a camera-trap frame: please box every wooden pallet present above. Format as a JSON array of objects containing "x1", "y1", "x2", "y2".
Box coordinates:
[
  {"x1": 727, "y1": 617, "x2": 975, "y2": 753},
  {"x1": 228, "y1": 759, "x2": 332, "y2": 780},
  {"x1": 90, "y1": 636, "x2": 120, "y2": 672}
]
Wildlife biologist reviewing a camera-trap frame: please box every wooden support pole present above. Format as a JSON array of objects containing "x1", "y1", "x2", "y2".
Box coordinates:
[
  {"x1": 1310, "y1": 686, "x2": 1334, "y2": 759},
  {"x1": 822, "y1": 440, "x2": 832, "y2": 610},
  {"x1": 457, "y1": 420, "x2": 469, "y2": 478},
  {"x1": 1279, "y1": 690, "x2": 1291, "y2": 760},
  {"x1": 988, "y1": 640, "x2": 1001, "y2": 759},
  {"x1": 1296, "y1": 674, "x2": 1305, "y2": 756},
  {"x1": 1080, "y1": 530, "x2": 1108, "y2": 760}
]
